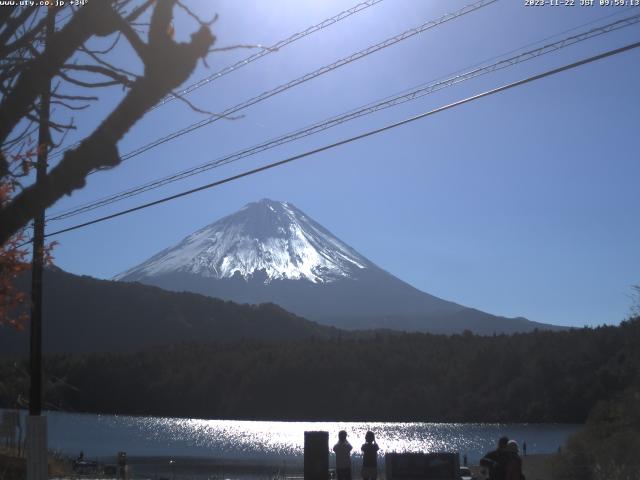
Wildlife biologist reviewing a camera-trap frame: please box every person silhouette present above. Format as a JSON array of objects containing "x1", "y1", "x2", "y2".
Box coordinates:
[
  {"x1": 333, "y1": 430, "x2": 353, "y2": 480},
  {"x1": 504, "y1": 440, "x2": 523, "y2": 480},
  {"x1": 480, "y1": 436, "x2": 509, "y2": 480},
  {"x1": 360, "y1": 431, "x2": 379, "y2": 480}
]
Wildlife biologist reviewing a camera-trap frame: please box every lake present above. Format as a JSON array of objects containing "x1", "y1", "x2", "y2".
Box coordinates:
[{"x1": 17, "y1": 410, "x2": 579, "y2": 468}]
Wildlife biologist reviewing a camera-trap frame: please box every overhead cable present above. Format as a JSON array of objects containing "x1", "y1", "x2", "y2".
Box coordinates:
[
  {"x1": 155, "y1": 0, "x2": 386, "y2": 108},
  {"x1": 47, "y1": 12, "x2": 640, "y2": 222},
  {"x1": 48, "y1": 0, "x2": 387, "y2": 159},
  {"x1": 48, "y1": 0, "x2": 497, "y2": 164},
  {"x1": 39, "y1": 39, "x2": 640, "y2": 240}
]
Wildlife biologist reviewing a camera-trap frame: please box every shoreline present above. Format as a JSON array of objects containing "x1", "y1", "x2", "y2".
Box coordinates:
[
  {"x1": 99, "y1": 453, "x2": 556, "y2": 479},
  {"x1": 2, "y1": 450, "x2": 558, "y2": 480},
  {"x1": 99, "y1": 455, "x2": 303, "y2": 469}
]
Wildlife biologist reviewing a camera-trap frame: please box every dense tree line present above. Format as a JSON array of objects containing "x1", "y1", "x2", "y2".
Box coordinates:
[
  {"x1": 0, "y1": 267, "x2": 336, "y2": 357},
  {"x1": 1, "y1": 318, "x2": 638, "y2": 422}
]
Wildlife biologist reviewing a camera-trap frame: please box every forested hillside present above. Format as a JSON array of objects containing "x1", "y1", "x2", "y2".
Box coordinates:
[
  {"x1": 1, "y1": 318, "x2": 638, "y2": 422},
  {"x1": 0, "y1": 267, "x2": 337, "y2": 357}
]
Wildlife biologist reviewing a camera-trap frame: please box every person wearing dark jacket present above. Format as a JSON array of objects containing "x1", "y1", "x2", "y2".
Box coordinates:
[
  {"x1": 333, "y1": 430, "x2": 353, "y2": 480},
  {"x1": 360, "y1": 431, "x2": 379, "y2": 480},
  {"x1": 504, "y1": 440, "x2": 524, "y2": 480},
  {"x1": 480, "y1": 436, "x2": 510, "y2": 480}
]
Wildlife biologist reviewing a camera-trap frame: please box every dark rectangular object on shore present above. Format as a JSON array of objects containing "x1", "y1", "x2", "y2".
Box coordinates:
[
  {"x1": 304, "y1": 431, "x2": 329, "y2": 480},
  {"x1": 385, "y1": 452, "x2": 459, "y2": 480}
]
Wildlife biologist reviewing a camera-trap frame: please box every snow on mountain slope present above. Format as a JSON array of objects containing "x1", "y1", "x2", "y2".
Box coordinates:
[
  {"x1": 115, "y1": 199, "x2": 371, "y2": 284},
  {"x1": 114, "y1": 199, "x2": 563, "y2": 334}
]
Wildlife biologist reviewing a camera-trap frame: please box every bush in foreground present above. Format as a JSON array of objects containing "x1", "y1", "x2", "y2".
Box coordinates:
[{"x1": 552, "y1": 387, "x2": 640, "y2": 480}]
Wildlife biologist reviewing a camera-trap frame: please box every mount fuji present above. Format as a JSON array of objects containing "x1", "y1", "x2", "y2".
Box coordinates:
[{"x1": 116, "y1": 199, "x2": 561, "y2": 334}]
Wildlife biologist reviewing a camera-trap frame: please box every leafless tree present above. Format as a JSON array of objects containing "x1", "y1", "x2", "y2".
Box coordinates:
[{"x1": 0, "y1": 0, "x2": 217, "y2": 246}]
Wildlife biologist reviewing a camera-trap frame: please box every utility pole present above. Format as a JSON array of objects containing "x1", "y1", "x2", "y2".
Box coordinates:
[{"x1": 27, "y1": 8, "x2": 54, "y2": 480}]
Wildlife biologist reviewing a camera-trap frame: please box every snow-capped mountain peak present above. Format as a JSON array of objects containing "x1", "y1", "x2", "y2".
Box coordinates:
[{"x1": 115, "y1": 199, "x2": 371, "y2": 284}]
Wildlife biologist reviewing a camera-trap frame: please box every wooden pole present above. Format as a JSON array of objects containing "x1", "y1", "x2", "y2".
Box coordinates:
[{"x1": 27, "y1": 9, "x2": 54, "y2": 480}]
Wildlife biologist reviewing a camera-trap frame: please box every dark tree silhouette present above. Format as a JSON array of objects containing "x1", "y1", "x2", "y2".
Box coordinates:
[
  {"x1": 0, "y1": 1, "x2": 218, "y2": 327},
  {"x1": 2, "y1": 318, "x2": 637, "y2": 422},
  {"x1": 0, "y1": 0, "x2": 215, "y2": 246}
]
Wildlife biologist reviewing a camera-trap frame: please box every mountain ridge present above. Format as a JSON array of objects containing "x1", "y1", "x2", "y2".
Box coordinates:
[
  {"x1": 116, "y1": 199, "x2": 564, "y2": 334},
  {"x1": 116, "y1": 199, "x2": 371, "y2": 284},
  {"x1": 0, "y1": 266, "x2": 337, "y2": 357}
]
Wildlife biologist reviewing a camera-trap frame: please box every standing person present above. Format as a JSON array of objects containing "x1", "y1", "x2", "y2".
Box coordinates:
[
  {"x1": 522, "y1": 441, "x2": 526, "y2": 457},
  {"x1": 333, "y1": 430, "x2": 353, "y2": 480},
  {"x1": 504, "y1": 440, "x2": 524, "y2": 480},
  {"x1": 479, "y1": 436, "x2": 509, "y2": 480},
  {"x1": 360, "y1": 431, "x2": 379, "y2": 480}
]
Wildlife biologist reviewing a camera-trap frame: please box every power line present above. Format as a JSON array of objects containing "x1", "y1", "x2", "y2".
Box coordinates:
[
  {"x1": 48, "y1": 0, "x2": 496, "y2": 165},
  {"x1": 46, "y1": 12, "x2": 640, "y2": 222},
  {"x1": 154, "y1": 0, "x2": 386, "y2": 108},
  {"x1": 44, "y1": 0, "x2": 498, "y2": 221},
  {"x1": 48, "y1": 0, "x2": 386, "y2": 159},
  {"x1": 48, "y1": 11, "x2": 640, "y2": 221},
  {"x1": 120, "y1": 0, "x2": 496, "y2": 161},
  {"x1": 39, "y1": 40, "x2": 640, "y2": 241}
]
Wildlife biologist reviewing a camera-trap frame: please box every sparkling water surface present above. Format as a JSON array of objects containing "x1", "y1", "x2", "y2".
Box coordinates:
[{"x1": 32, "y1": 410, "x2": 581, "y2": 465}]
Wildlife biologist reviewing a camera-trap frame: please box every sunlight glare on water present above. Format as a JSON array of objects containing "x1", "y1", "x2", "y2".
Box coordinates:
[
  {"x1": 137, "y1": 418, "x2": 479, "y2": 458},
  {"x1": 34, "y1": 411, "x2": 581, "y2": 464}
]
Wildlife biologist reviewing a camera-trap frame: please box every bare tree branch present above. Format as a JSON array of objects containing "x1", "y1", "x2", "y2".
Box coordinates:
[
  {"x1": 51, "y1": 92, "x2": 99, "y2": 102},
  {"x1": 82, "y1": 31, "x2": 122, "y2": 56},
  {"x1": 50, "y1": 100, "x2": 90, "y2": 111},
  {"x1": 57, "y1": 71, "x2": 126, "y2": 89},
  {"x1": 0, "y1": 12, "x2": 48, "y2": 58},
  {"x1": 79, "y1": 44, "x2": 138, "y2": 79},
  {"x1": 0, "y1": 8, "x2": 38, "y2": 50},
  {"x1": 169, "y1": 88, "x2": 244, "y2": 119},
  {"x1": 176, "y1": 1, "x2": 218, "y2": 27},
  {"x1": 113, "y1": 14, "x2": 148, "y2": 61},
  {"x1": 124, "y1": 0, "x2": 155, "y2": 23},
  {"x1": 61, "y1": 63, "x2": 136, "y2": 86},
  {"x1": 0, "y1": 0, "x2": 216, "y2": 245},
  {"x1": 0, "y1": 2, "x2": 122, "y2": 144}
]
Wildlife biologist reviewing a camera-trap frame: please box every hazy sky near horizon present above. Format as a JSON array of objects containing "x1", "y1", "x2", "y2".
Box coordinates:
[{"x1": 42, "y1": 0, "x2": 640, "y2": 328}]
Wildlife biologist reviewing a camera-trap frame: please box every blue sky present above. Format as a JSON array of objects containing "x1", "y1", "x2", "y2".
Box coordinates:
[{"x1": 43, "y1": 0, "x2": 640, "y2": 328}]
